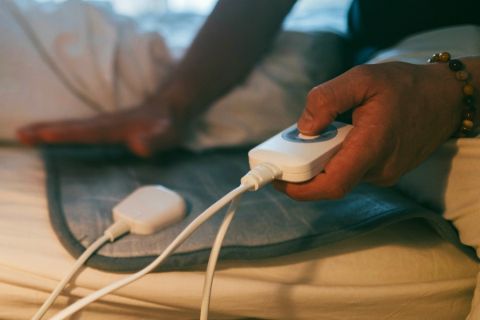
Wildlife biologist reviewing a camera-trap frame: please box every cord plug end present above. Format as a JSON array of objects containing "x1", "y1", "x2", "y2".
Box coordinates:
[
  {"x1": 104, "y1": 220, "x2": 130, "y2": 242},
  {"x1": 241, "y1": 163, "x2": 282, "y2": 191}
]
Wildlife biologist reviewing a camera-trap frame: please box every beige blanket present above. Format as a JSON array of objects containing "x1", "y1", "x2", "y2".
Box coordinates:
[{"x1": 0, "y1": 1, "x2": 479, "y2": 317}]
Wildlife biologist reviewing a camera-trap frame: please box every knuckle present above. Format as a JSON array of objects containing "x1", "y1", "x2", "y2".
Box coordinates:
[
  {"x1": 306, "y1": 87, "x2": 318, "y2": 103},
  {"x1": 350, "y1": 64, "x2": 377, "y2": 84},
  {"x1": 305, "y1": 87, "x2": 321, "y2": 112},
  {"x1": 307, "y1": 85, "x2": 329, "y2": 106},
  {"x1": 306, "y1": 85, "x2": 337, "y2": 118}
]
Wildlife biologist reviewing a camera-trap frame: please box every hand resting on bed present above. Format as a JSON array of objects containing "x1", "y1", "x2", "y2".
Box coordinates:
[{"x1": 17, "y1": 95, "x2": 187, "y2": 158}]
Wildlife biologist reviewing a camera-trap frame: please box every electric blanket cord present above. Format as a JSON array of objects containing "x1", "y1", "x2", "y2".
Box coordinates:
[
  {"x1": 48, "y1": 163, "x2": 282, "y2": 320},
  {"x1": 32, "y1": 220, "x2": 130, "y2": 320}
]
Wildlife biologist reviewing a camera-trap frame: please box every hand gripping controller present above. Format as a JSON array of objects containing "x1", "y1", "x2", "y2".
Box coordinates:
[{"x1": 248, "y1": 122, "x2": 353, "y2": 182}]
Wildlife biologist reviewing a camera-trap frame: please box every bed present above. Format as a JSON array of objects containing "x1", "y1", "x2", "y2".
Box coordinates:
[
  {"x1": 0, "y1": 146, "x2": 478, "y2": 319},
  {"x1": 1, "y1": 0, "x2": 480, "y2": 318}
]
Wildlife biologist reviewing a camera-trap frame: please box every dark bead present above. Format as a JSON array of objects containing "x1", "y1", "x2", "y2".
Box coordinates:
[
  {"x1": 463, "y1": 110, "x2": 476, "y2": 120},
  {"x1": 449, "y1": 59, "x2": 464, "y2": 71},
  {"x1": 464, "y1": 96, "x2": 475, "y2": 106}
]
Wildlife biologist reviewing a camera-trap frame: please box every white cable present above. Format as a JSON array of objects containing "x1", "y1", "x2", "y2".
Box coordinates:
[
  {"x1": 49, "y1": 163, "x2": 281, "y2": 320},
  {"x1": 32, "y1": 235, "x2": 109, "y2": 320},
  {"x1": 33, "y1": 220, "x2": 130, "y2": 320},
  {"x1": 48, "y1": 185, "x2": 250, "y2": 320},
  {"x1": 200, "y1": 194, "x2": 242, "y2": 320},
  {"x1": 198, "y1": 161, "x2": 282, "y2": 319}
]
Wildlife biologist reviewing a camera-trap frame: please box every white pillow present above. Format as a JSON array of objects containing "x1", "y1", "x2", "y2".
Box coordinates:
[{"x1": 0, "y1": 0, "x2": 170, "y2": 141}]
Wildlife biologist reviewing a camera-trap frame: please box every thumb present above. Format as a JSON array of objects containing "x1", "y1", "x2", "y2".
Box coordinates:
[{"x1": 298, "y1": 67, "x2": 368, "y2": 135}]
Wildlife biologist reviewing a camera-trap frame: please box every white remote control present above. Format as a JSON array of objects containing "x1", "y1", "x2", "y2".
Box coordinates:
[{"x1": 248, "y1": 122, "x2": 353, "y2": 182}]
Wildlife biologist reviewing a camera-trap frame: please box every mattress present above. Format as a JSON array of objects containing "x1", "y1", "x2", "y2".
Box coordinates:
[{"x1": 0, "y1": 146, "x2": 478, "y2": 320}]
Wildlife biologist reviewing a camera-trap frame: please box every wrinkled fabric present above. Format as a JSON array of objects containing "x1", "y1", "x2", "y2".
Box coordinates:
[
  {"x1": 0, "y1": 0, "x2": 171, "y2": 139},
  {"x1": 0, "y1": 147, "x2": 477, "y2": 319},
  {"x1": 0, "y1": 2, "x2": 479, "y2": 317}
]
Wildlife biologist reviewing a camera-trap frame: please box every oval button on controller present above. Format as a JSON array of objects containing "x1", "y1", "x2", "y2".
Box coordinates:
[
  {"x1": 297, "y1": 133, "x2": 320, "y2": 140},
  {"x1": 282, "y1": 125, "x2": 338, "y2": 143}
]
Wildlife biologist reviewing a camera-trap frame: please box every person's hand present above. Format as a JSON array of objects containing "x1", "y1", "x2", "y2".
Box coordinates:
[
  {"x1": 275, "y1": 61, "x2": 465, "y2": 200},
  {"x1": 17, "y1": 97, "x2": 188, "y2": 157}
]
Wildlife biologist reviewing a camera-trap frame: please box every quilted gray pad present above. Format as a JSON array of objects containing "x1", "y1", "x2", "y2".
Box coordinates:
[{"x1": 43, "y1": 146, "x2": 470, "y2": 272}]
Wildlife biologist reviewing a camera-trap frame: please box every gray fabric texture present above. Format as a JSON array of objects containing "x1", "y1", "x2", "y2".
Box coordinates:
[{"x1": 43, "y1": 146, "x2": 473, "y2": 273}]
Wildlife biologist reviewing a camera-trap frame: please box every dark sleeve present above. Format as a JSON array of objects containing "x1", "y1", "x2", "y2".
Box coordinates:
[{"x1": 347, "y1": 0, "x2": 480, "y2": 60}]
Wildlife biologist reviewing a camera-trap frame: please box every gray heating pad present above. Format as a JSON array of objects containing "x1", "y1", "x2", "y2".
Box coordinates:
[{"x1": 43, "y1": 146, "x2": 473, "y2": 273}]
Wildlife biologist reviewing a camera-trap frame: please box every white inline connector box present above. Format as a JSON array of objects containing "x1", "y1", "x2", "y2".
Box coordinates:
[
  {"x1": 113, "y1": 185, "x2": 187, "y2": 235},
  {"x1": 248, "y1": 122, "x2": 353, "y2": 182}
]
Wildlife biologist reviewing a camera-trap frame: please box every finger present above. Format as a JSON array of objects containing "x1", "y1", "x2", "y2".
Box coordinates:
[
  {"x1": 17, "y1": 113, "x2": 129, "y2": 145},
  {"x1": 276, "y1": 126, "x2": 377, "y2": 200},
  {"x1": 298, "y1": 66, "x2": 370, "y2": 135}
]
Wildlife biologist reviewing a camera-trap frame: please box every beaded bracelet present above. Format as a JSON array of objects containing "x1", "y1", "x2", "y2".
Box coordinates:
[{"x1": 428, "y1": 52, "x2": 477, "y2": 137}]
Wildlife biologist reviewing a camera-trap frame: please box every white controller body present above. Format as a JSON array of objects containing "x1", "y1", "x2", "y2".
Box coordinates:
[{"x1": 248, "y1": 122, "x2": 353, "y2": 182}]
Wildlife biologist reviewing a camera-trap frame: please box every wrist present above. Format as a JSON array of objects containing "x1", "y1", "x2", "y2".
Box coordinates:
[
  {"x1": 427, "y1": 54, "x2": 479, "y2": 137},
  {"x1": 422, "y1": 62, "x2": 465, "y2": 138}
]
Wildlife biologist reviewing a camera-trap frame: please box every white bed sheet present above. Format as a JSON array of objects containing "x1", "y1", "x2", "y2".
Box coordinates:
[{"x1": 0, "y1": 146, "x2": 478, "y2": 320}]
